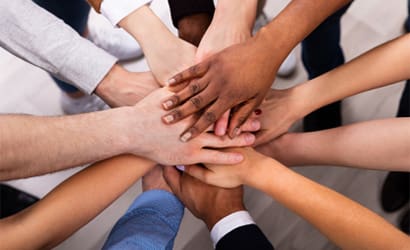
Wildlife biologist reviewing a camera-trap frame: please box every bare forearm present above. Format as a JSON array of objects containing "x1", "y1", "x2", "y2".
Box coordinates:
[
  {"x1": 276, "y1": 118, "x2": 410, "y2": 171},
  {"x1": 294, "y1": 34, "x2": 410, "y2": 118},
  {"x1": 215, "y1": 0, "x2": 257, "y2": 31},
  {"x1": 249, "y1": 160, "x2": 410, "y2": 249},
  {"x1": 0, "y1": 109, "x2": 135, "y2": 180},
  {"x1": 256, "y1": 0, "x2": 351, "y2": 63},
  {"x1": 0, "y1": 155, "x2": 154, "y2": 249}
]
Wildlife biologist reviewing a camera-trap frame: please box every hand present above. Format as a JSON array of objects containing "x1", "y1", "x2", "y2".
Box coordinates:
[
  {"x1": 163, "y1": 166, "x2": 245, "y2": 230},
  {"x1": 254, "y1": 88, "x2": 304, "y2": 145},
  {"x1": 142, "y1": 165, "x2": 172, "y2": 193},
  {"x1": 95, "y1": 64, "x2": 160, "y2": 107},
  {"x1": 118, "y1": 6, "x2": 197, "y2": 84},
  {"x1": 182, "y1": 147, "x2": 269, "y2": 188},
  {"x1": 161, "y1": 36, "x2": 279, "y2": 141},
  {"x1": 177, "y1": 13, "x2": 212, "y2": 46},
  {"x1": 195, "y1": 3, "x2": 254, "y2": 136},
  {"x1": 127, "y1": 88, "x2": 256, "y2": 165}
]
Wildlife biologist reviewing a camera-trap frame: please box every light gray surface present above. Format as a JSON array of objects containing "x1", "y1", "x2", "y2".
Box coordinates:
[{"x1": 0, "y1": 0, "x2": 407, "y2": 249}]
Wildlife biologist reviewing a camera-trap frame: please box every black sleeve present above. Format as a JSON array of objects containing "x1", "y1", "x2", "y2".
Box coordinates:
[
  {"x1": 215, "y1": 224, "x2": 274, "y2": 250},
  {"x1": 167, "y1": 0, "x2": 215, "y2": 28}
]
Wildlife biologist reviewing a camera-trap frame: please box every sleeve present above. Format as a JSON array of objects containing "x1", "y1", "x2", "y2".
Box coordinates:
[
  {"x1": 216, "y1": 224, "x2": 274, "y2": 250},
  {"x1": 100, "y1": 0, "x2": 153, "y2": 25},
  {"x1": 0, "y1": 0, "x2": 117, "y2": 94},
  {"x1": 167, "y1": 0, "x2": 215, "y2": 28},
  {"x1": 102, "y1": 190, "x2": 185, "y2": 250}
]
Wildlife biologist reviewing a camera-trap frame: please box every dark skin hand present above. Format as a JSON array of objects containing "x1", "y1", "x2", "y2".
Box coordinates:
[
  {"x1": 177, "y1": 13, "x2": 213, "y2": 47},
  {"x1": 161, "y1": 33, "x2": 278, "y2": 142},
  {"x1": 163, "y1": 166, "x2": 245, "y2": 230}
]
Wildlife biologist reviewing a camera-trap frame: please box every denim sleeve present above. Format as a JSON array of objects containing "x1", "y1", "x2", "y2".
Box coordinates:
[{"x1": 102, "y1": 190, "x2": 184, "y2": 250}]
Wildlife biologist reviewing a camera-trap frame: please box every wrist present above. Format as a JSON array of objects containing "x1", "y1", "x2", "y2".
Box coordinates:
[
  {"x1": 203, "y1": 202, "x2": 246, "y2": 230},
  {"x1": 95, "y1": 64, "x2": 123, "y2": 105},
  {"x1": 215, "y1": 0, "x2": 257, "y2": 31},
  {"x1": 178, "y1": 13, "x2": 212, "y2": 46},
  {"x1": 116, "y1": 106, "x2": 146, "y2": 156}
]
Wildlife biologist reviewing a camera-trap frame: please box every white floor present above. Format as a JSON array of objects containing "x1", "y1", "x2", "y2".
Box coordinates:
[{"x1": 0, "y1": 0, "x2": 408, "y2": 249}]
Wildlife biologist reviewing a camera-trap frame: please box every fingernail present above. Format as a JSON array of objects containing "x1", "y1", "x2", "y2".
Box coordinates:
[
  {"x1": 162, "y1": 100, "x2": 174, "y2": 109},
  {"x1": 176, "y1": 165, "x2": 185, "y2": 171},
  {"x1": 167, "y1": 78, "x2": 176, "y2": 85},
  {"x1": 216, "y1": 127, "x2": 226, "y2": 136},
  {"x1": 245, "y1": 133, "x2": 255, "y2": 144},
  {"x1": 252, "y1": 120, "x2": 260, "y2": 130},
  {"x1": 254, "y1": 109, "x2": 262, "y2": 115},
  {"x1": 163, "y1": 115, "x2": 174, "y2": 123},
  {"x1": 234, "y1": 128, "x2": 241, "y2": 136},
  {"x1": 233, "y1": 153, "x2": 244, "y2": 162},
  {"x1": 180, "y1": 132, "x2": 192, "y2": 142}
]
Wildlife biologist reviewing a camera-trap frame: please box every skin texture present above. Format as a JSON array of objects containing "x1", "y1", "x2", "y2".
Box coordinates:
[
  {"x1": 256, "y1": 118, "x2": 410, "y2": 172},
  {"x1": 163, "y1": 166, "x2": 245, "y2": 230},
  {"x1": 255, "y1": 34, "x2": 410, "y2": 145},
  {"x1": 119, "y1": 6, "x2": 197, "y2": 85},
  {"x1": 183, "y1": 147, "x2": 410, "y2": 250},
  {"x1": 161, "y1": 0, "x2": 353, "y2": 141},
  {"x1": 95, "y1": 65, "x2": 160, "y2": 107},
  {"x1": 0, "y1": 88, "x2": 257, "y2": 181},
  {"x1": 177, "y1": 13, "x2": 213, "y2": 47},
  {"x1": 0, "y1": 155, "x2": 155, "y2": 249}
]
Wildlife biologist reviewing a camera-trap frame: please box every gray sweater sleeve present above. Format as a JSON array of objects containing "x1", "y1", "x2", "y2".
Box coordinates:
[{"x1": 0, "y1": 0, "x2": 117, "y2": 94}]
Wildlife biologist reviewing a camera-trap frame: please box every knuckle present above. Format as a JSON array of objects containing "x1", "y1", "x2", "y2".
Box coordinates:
[
  {"x1": 170, "y1": 95, "x2": 181, "y2": 105},
  {"x1": 189, "y1": 65, "x2": 198, "y2": 75},
  {"x1": 204, "y1": 112, "x2": 217, "y2": 123},
  {"x1": 190, "y1": 96, "x2": 203, "y2": 109},
  {"x1": 170, "y1": 109, "x2": 183, "y2": 119},
  {"x1": 190, "y1": 82, "x2": 200, "y2": 94}
]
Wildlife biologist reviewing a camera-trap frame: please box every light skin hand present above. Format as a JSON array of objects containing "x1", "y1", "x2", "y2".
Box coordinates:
[
  {"x1": 119, "y1": 6, "x2": 197, "y2": 84},
  {"x1": 128, "y1": 88, "x2": 255, "y2": 165},
  {"x1": 95, "y1": 64, "x2": 160, "y2": 107},
  {"x1": 163, "y1": 166, "x2": 245, "y2": 230},
  {"x1": 254, "y1": 88, "x2": 304, "y2": 145},
  {"x1": 183, "y1": 147, "x2": 268, "y2": 189},
  {"x1": 142, "y1": 165, "x2": 173, "y2": 193}
]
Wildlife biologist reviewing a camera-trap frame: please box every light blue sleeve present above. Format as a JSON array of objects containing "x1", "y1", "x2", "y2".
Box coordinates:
[{"x1": 102, "y1": 190, "x2": 185, "y2": 250}]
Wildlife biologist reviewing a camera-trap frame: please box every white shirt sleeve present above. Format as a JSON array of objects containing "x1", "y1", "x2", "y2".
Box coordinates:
[
  {"x1": 210, "y1": 210, "x2": 255, "y2": 248},
  {"x1": 101, "y1": 0, "x2": 153, "y2": 25}
]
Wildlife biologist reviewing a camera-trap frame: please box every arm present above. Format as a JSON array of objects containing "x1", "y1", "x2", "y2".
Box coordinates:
[
  {"x1": 0, "y1": 155, "x2": 155, "y2": 250},
  {"x1": 163, "y1": 166, "x2": 274, "y2": 250},
  {"x1": 257, "y1": 118, "x2": 410, "y2": 172},
  {"x1": 168, "y1": 0, "x2": 214, "y2": 46},
  {"x1": 0, "y1": 88, "x2": 253, "y2": 181},
  {"x1": 256, "y1": 34, "x2": 410, "y2": 144},
  {"x1": 160, "y1": 0, "x2": 352, "y2": 140},
  {"x1": 184, "y1": 148, "x2": 410, "y2": 250}
]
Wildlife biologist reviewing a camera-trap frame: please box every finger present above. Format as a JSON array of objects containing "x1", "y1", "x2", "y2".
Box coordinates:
[
  {"x1": 183, "y1": 165, "x2": 212, "y2": 184},
  {"x1": 214, "y1": 110, "x2": 230, "y2": 136},
  {"x1": 163, "y1": 166, "x2": 182, "y2": 196},
  {"x1": 162, "y1": 77, "x2": 211, "y2": 110},
  {"x1": 162, "y1": 89, "x2": 218, "y2": 125},
  {"x1": 179, "y1": 101, "x2": 231, "y2": 142},
  {"x1": 200, "y1": 132, "x2": 255, "y2": 148},
  {"x1": 240, "y1": 118, "x2": 260, "y2": 132},
  {"x1": 166, "y1": 62, "x2": 209, "y2": 86},
  {"x1": 228, "y1": 100, "x2": 258, "y2": 138},
  {"x1": 196, "y1": 149, "x2": 243, "y2": 165}
]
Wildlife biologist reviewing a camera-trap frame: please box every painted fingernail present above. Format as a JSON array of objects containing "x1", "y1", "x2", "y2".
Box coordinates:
[
  {"x1": 180, "y1": 132, "x2": 192, "y2": 142},
  {"x1": 245, "y1": 133, "x2": 255, "y2": 144},
  {"x1": 163, "y1": 115, "x2": 174, "y2": 123},
  {"x1": 254, "y1": 109, "x2": 262, "y2": 115},
  {"x1": 176, "y1": 165, "x2": 185, "y2": 171},
  {"x1": 167, "y1": 78, "x2": 176, "y2": 85},
  {"x1": 162, "y1": 100, "x2": 174, "y2": 109},
  {"x1": 252, "y1": 120, "x2": 260, "y2": 130}
]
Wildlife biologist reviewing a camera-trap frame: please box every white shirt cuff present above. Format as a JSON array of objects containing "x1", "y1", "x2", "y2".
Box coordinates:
[
  {"x1": 210, "y1": 211, "x2": 255, "y2": 247},
  {"x1": 101, "y1": 0, "x2": 152, "y2": 25}
]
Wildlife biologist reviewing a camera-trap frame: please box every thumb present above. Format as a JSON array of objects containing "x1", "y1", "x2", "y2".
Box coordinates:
[{"x1": 163, "y1": 166, "x2": 182, "y2": 196}]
